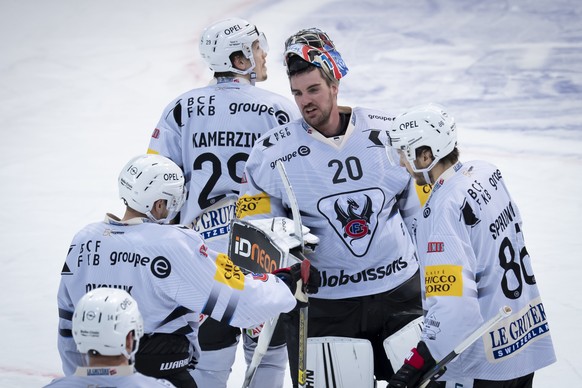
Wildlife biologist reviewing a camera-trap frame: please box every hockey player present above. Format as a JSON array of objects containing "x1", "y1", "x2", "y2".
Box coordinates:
[
  {"x1": 47, "y1": 288, "x2": 174, "y2": 387},
  {"x1": 146, "y1": 17, "x2": 301, "y2": 388},
  {"x1": 237, "y1": 28, "x2": 423, "y2": 386},
  {"x1": 385, "y1": 103, "x2": 556, "y2": 387},
  {"x1": 57, "y1": 154, "x2": 320, "y2": 388}
]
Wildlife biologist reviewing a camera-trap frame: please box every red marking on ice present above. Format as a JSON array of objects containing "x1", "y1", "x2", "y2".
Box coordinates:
[{"x1": 0, "y1": 365, "x2": 61, "y2": 379}]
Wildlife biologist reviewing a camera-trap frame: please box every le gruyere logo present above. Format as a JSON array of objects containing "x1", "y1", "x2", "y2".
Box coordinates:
[
  {"x1": 425, "y1": 265, "x2": 462, "y2": 297},
  {"x1": 214, "y1": 253, "x2": 245, "y2": 290},
  {"x1": 236, "y1": 193, "x2": 271, "y2": 218}
]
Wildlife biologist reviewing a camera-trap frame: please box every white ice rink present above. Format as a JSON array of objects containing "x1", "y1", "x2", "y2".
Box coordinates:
[{"x1": 1, "y1": 0, "x2": 580, "y2": 386}]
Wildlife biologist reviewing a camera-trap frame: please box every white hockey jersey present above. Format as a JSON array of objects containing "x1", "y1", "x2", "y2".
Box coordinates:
[
  {"x1": 416, "y1": 160, "x2": 556, "y2": 381},
  {"x1": 147, "y1": 77, "x2": 300, "y2": 252},
  {"x1": 44, "y1": 366, "x2": 174, "y2": 387},
  {"x1": 57, "y1": 215, "x2": 296, "y2": 375},
  {"x1": 238, "y1": 107, "x2": 421, "y2": 299}
]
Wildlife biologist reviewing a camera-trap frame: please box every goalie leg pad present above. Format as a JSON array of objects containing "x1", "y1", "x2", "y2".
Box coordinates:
[
  {"x1": 383, "y1": 316, "x2": 424, "y2": 371},
  {"x1": 306, "y1": 336, "x2": 375, "y2": 388}
]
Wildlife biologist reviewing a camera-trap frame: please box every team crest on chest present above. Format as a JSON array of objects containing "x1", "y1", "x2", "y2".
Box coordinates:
[
  {"x1": 317, "y1": 188, "x2": 384, "y2": 257},
  {"x1": 335, "y1": 196, "x2": 373, "y2": 239}
]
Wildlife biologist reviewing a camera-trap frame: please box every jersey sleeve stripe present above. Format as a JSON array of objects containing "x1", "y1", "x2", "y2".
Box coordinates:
[{"x1": 58, "y1": 308, "x2": 73, "y2": 321}]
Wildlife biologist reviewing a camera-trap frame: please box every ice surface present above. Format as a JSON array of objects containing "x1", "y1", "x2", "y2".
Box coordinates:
[{"x1": 1, "y1": 0, "x2": 580, "y2": 386}]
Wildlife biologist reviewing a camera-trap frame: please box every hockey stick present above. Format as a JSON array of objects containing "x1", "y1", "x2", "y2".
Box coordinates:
[
  {"x1": 417, "y1": 305, "x2": 512, "y2": 387},
  {"x1": 276, "y1": 161, "x2": 304, "y2": 250},
  {"x1": 242, "y1": 315, "x2": 280, "y2": 387},
  {"x1": 276, "y1": 160, "x2": 310, "y2": 388},
  {"x1": 235, "y1": 220, "x2": 285, "y2": 388},
  {"x1": 241, "y1": 162, "x2": 309, "y2": 388}
]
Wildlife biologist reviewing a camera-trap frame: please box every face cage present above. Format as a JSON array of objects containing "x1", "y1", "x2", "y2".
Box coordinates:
[
  {"x1": 284, "y1": 28, "x2": 348, "y2": 80},
  {"x1": 285, "y1": 28, "x2": 335, "y2": 51},
  {"x1": 284, "y1": 43, "x2": 347, "y2": 80}
]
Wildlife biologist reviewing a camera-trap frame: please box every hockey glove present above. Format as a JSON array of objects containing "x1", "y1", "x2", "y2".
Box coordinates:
[
  {"x1": 388, "y1": 341, "x2": 444, "y2": 388},
  {"x1": 273, "y1": 261, "x2": 320, "y2": 303}
]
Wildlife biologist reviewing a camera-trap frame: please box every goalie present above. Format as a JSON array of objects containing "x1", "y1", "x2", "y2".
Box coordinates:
[{"x1": 235, "y1": 27, "x2": 424, "y2": 387}]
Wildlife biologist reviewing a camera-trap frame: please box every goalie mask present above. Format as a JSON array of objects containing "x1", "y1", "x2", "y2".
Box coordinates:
[
  {"x1": 118, "y1": 154, "x2": 186, "y2": 224},
  {"x1": 284, "y1": 28, "x2": 349, "y2": 81},
  {"x1": 73, "y1": 288, "x2": 144, "y2": 359},
  {"x1": 199, "y1": 17, "x2": 268, "y2": 75},
  {"x1": 387, "y1": 103, "x2": 457, "y2": 175}
]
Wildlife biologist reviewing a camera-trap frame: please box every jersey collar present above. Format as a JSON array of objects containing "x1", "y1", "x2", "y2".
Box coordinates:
[
  {"x1": 74, "y1": 365, "x2": 135, "y2": 377},
  {"x1": 105, "y1": 213, "x2": 151, "y2": 226},
  {"x1": 303, "y1": 106, "x2": 355, "y2": 149},
  {"x1": 431, "y1": 161, "x2": 463, "y2": 194},
  {"x1": 210, "y1": 76, "x2": 252, "y2": 85}
]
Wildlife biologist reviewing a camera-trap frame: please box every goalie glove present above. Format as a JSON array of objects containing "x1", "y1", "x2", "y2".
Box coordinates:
[
  {"x1": 273, "y1": 261, "x2": 320, "y2": 303},
  {"x1": 388, "y1": 341, "x2": 444, "y2": 388},
  {"x1": 246, "y1": 217, "x2": 319, "y2": 253}
]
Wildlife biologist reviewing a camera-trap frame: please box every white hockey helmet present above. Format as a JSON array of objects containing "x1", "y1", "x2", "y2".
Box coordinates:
[
  {"x1": 118, "y1": 154, "x2": 186, "y2": 224},
  {"x1": 387, "y1": 103, "x2": 457, "y2": 173},
  {"x1": 73, "y1": 288, "x2": 144, "y2": 359},
  {"x1": 284, "y1": 28, "x2": 349, "y2": 81},
  {"x1": 199, "y1": 17, "x2": 268, "y2": 75}
]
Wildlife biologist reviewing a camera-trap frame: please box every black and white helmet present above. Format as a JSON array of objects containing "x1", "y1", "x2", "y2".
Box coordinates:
[
  {"x1": 388, "y1": 103, "x2": 457, "y2": 173},
  {"x1": 73, "y1": 288, "x2": 144, "y2": 359}
]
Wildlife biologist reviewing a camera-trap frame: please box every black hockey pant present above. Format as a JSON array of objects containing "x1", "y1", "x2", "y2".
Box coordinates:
[
  {"x1": 282, "y1": 270, "x2": 423, "y2": 386},
  {"x1": 474, "y1": 373, "x2": 534, "y2": 388},
  {"x1": 135, "y1": 333, "x2": 197, "y2": 388}
]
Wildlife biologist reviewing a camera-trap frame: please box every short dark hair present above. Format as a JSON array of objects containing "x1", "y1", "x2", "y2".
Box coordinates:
[
  {"x1": 287, "y1": 55, "x2": 313, "y2": 76},
  {"x1": 416, "y1": 146, "x2": 460, "y2": 165},
  {"x1": 441, "y1": 147, "x2": 460, "y2": 165}
]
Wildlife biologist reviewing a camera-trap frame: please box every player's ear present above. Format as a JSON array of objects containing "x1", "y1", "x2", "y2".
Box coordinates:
[
  {"x1": 232, "y1": 53, "x2": 248, "y2": 71},
  {"x1": 151, "y1": 199, "x2": 167, "y2": 217},
  {"x1": 126, "y1": 331, "x2": 134, "y2": 353},
  {"x1": 421, "y1": 148, "x2": 434, "y2": 165}
]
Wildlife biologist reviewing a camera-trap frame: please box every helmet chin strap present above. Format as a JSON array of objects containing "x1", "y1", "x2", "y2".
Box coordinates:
[
  {"x1": 422, "y1": 170, "x2": 434, "y2": 185},
  {"x1": 250, "y1": 71, "x2": 256, "y2": 86},
  {"x1": 145, "y1": 210, "x2": 173, "y2": 224},
  {"x1": 145, "y1": 211, "x2": 161, "y2": 224},
  {"x1": 414, "y1": 155, "x2": 438, "y2": 186}
]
